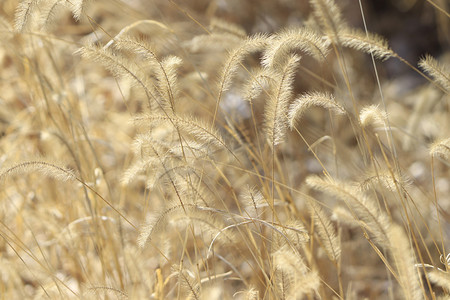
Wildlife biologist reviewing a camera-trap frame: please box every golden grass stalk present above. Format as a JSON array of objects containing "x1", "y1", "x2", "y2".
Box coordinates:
[
  {"x1": 241, "y1": 185, "x2": 266, "y2": 218},
  {"x1": 242, "y1": 67, "x2": 273, "y2": 103},
  {"x1": 288, "y1": 91, "x2": 345, "y2": 129},
  {"x1": 262, "y1": 26, "x2": 330, "y2": 67},
  {"x1": 113, "y1": 37, "x2": 182, "y2": 111},
  {"x1": 175, "y1": 266, "x2": 201, "y2": 300},
  {"x1": 0, "y1": 160, "x2": 76, "y2": 183},
  {"x1": 214, "y1": 34, "x2": 270, "y2": 123},
  {"x1": 307, "y1": 199, "x2": 341, "y2": 262},
  {"x1": 273, "y1": 245, "x2": 320, "y2": 299},
  {"x1": 132, "y1": 114, "x2": 227, "y2": 151},
  {"x1": 15, "y1": 0, "x2": 85, "y2": 31},
  {"x1": 430, "y1": 138, "x2": 450, "y2": 161},
  {"x1": 419, "y1": 54, "x2": 450, "y2": 91},
  {"x1": 209, "y1": 18, "x2": 247, "y2": 38},
  {"x1": 244, "y1": 287, "x2": 260, "y2": 300},
  {"x1": 15, "y1": 0, "x2": 41, "y2": 31},
  {"x1": 306, "y1": 175, "x2": 390, "y2": 246},
  {"x1": 80, "y1": 45, "x2": 160, "y2": 110},
  {"x1": 264, "y1": 54, "x2": 301, "y2": 147},
  {"x1": 360, "y1": 168, "x2": 411, "y2": 192},
  {"x1": 309, "y1": 0, "x2": 346, "y2": 41},
  {"x1": 388, "y1": 224, "x2": 422, "y2": 300},
  {"x1": 359, "y1": 104, "x2": 388, "y2": 128},
  {"x1": 338, "y1": 28, "x2": 394, "y2": 61}
]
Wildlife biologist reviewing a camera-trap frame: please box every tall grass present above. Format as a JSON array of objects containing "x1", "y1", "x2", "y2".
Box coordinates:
[{"x1": 0, "y1": 0, "x2": 449, "y2": 298}]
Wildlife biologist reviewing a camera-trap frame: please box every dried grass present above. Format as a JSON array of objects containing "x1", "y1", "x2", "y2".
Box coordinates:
[{"x1": 1, "y1": 0, "x2": 449, "y2": 298}]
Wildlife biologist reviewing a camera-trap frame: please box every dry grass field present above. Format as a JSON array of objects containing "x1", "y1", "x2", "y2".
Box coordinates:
[{"x1": 0, "y1": 0, "x2": 449, "y2": 299}]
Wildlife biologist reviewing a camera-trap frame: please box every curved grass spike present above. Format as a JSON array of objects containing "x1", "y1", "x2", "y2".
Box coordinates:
[
  {"x1": 419, "y1": 54, "x2": 450, "y2": 91},
  {"x1": 430, "y1": 138, "x2": 450, "y2": 161},
  {"x1": 242, "y1": 66, "x2": 274, "y2": 104},
  {"x1": 212, "y1": 34, "x2": 270, "y2": 127},
  {"x1": 309, "y1": 0, "x2": 346, "y2": 42},
  {"x1": 80, "y1": 45, "x2": 159, "y2": 111},
  {"x1": 15, "y1": 0, "x2": 86, "y2": 32},
  {"x1": 264, "y1": 53, "x2": 301, "y2": 147},
  {"x1": 0, "y1": 161, "x2": 137, "y2": 230},
  {"x1": 175, "y1": 266, "x2": 200, "y2": 300},
  {"x1": 338, "y1": 28, "x2": 394, "y2": 61},
  {"x1": 388, "y1": 224, "x2": 423, "y2": 300},
  {"x1": 83, "y1": 35, "x2": 203, "y2": 213},
  {"x1": 288, "y1": 91, "x2": 345, "y2": 129},
  {"x1": 360, "y1": 169, "x2": 412, "y2": 193},
  {"x1": 103, "y1": 19, "x2": 173, "y2": 49},
  {"x1": 14, "y1": 0, "x2": 40, "y2": 32},
  {"x1": 137, "y1": 203, "x2": 237, "y2": 248},
  {"x1": 4, "y1": 0, "x2": 449, "y2": 298},
  {"x1": 262, "y1": 26, "x2": 330, "y2": 68},
  {"x1": 132, "y1": 114, "x2": 237, "y2": 160},
  {"x1": 38, "y1": 0, "x2": 65, "y2": 31},
  {"x1": 307, "y1": 199, "x2": 341, "y2": 263},
  {"x1": 137, "y1": 203, "x2": 226, "y2": 249},
  {"x1": 68, "y1": 0, "x2": 86, "y2": 21},
  {"x1": 113, "y1": 37, "x2": 182, "y2": 113},
  {"x1": 209, "y1": 18, "x2": 247, "y2": 39},
  {"x1": 306, "y1": 175, "x2": 390, "y2": 247},
  {"x1": 86, "y1": 286, "x2": 128, "y2": 299},
  {"x1": 272, "y1": 245, "x2": 320, "y2": 299},
  {"x1": 359, "y1": 104, "x2": 388, "y2": 129}
]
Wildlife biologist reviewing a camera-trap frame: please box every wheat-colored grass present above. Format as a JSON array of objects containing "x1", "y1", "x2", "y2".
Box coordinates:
[{"x1": 1, "y1": 0, "x2": 449, "y2": 299}]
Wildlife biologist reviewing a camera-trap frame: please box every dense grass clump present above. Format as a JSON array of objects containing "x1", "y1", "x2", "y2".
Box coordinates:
[{"x1": 0, "y1": 0, "x2": 449, "y2": 299}]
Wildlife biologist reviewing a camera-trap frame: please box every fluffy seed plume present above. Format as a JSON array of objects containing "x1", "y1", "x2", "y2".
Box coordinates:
[
  {"x1": 113, "y1": 37, "x2": 182, "y2": 110},
  {"x1": 262, "y1": 27, "x2": 330, "y2": 67},
  {"x1": 210, "y1": 18, "x2": 247, "y2": 38},
  {"x1": 273, "y1": 246, "x2": 320, "y2": 299},
  {"x1": 339, "y1": 28, "x2": 394, "y2": 61},
  {"x1": 133, "y1": 114, "x2": 227, "y2": 151},
  {"x1": 428, "y1": 270, "x2": 450, "y2": 291},
  {"x1": 243, "y1": 287, "x2": 259, "y2": 300},
  {"x1": 15, "y1": 0, "x2": 40, "y2": 31},
  {"x1": 332, "y1": 207, "x2": 361, "y2": 229},
  {"x1": 68, "y1": 0, "x2": 85, "y2": 21},
  {"x1": 309, "y1": 0, "x2": 346, "y2": 41},
  {"x1": 214, "y1": 33, "x2": 270, "y2": 124},
  {"x1": 306, "y1": 175, "x2": 390, "y2": 246},
  {"x1": 419, "y1": 54, "x2": 450, "y2": 91},
  {"x1": 218, "y1": 33, "x2": 270, "y2": 97},
  {"x1": 430, "y1": 138, "x2": 450, "y2": 161},
  {"x1": 242, "y1": 67, "x2": 273, "y2": 103},
  {"x1": 277, "y1": 219, "x2": 310, "y2": 247},
  {"x1": 359, "y1": 104, "x2": 388, "y2": 128},
  {"x1": 241, "y1": 186, "x2": 266, "y2": 218},
  {"x1": 0, "y1": 160, "x2": 76, "y2": 183},
  {"x1": 138, "y1": 204, "x2": 190, "y2": 249},
  {"x1": 15, "y1": 0, "x2": 86, "y2": 31},
  {"x1": 174, "y1": 266, "x2": 200, "y2": 300},
  {"x1": 360, "y1": 169, "x2": 411, "y2": 192},
  {"x1": 288, "y1": 91, "x2": 345, "y2": 129},
  {"x1": 265, "y1": 54, "x2": 301, "y2": 147},
  {"x1": 307, "y1": 199, "x2": 341, "y2": 262},
  {"x1": 388, "y1": 225, "x2": 422, "y2": 300},
  {"x1": 80, "y1": 45, "x2": 159, "y2": 109}
]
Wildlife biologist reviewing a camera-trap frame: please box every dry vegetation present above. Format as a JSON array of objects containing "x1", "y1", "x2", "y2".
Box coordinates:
[{"x1": 0, "y1": 0, "x2": 449, "y2": 299}]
